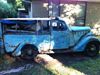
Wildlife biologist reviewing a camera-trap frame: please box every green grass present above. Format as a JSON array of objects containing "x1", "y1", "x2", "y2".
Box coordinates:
[
  {"x1": 18, "y1": 64, "x2": 55, "y2": 75},
  {"x1": 25, "y1": 57, "x2": 100, "y2": 75},
  {"x1": 69, "y1": 58, "x2": 100, "y2": 75},
  {"x1": 0, "y1": 54, "x2": 100, "y2": 75},
  {"x1": 31, "y1": 55, "x2": 100, "y2": 75},
  {"x1": 22, "y1": 56, "x2": 100, "y2": 75}
]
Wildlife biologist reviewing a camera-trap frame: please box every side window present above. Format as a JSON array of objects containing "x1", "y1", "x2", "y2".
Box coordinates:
[
  {"x1": 42, "y1": 20, "x2": 50, "y2": 34},
  {"x1": 4, "y1": 24, "x2": 18, "y2": 33},
  {"x1": 18, "y1": 20, "x2": 37, "y2": 32},
  {"x1": 36, "y1": 20, "x2": 50, "y2": 34},
  {"x1": 4, "y1": 20, "x2": 50, "y2": 34},
  {"x1": 4, "y1": 20, "x2": 37, "y2": 34},
  {"x1": 18, "y1": 24, "x2": 36, "y2": 32},
  {"x1": 52, "y1": 20, "x2": 67, "y2": 31}
]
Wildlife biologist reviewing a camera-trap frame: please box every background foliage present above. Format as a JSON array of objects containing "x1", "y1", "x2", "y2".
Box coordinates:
[{"x1": 0, "y1": 0, "x2": 23, "y2": 18}]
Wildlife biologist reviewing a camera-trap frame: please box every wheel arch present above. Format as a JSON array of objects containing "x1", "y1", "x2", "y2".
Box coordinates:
[
  {"x1": 84, "y1": 39, "x2": 100, "y2": 57},
  {"x1": 73, "y1": 36, "x2": 100, "y2": 52},
  {"x1": 87, "y1": 39, "x2": 100, "y2": 45},
  {"x1": 86, "y1": 39, "x2": 100, "y2": 50},
  {"x1": 12, "y1": 43, "x2": 38, "y2": 56},
  {"x1": 21, "y1": 44, "x2": 38, "y2": 52}
]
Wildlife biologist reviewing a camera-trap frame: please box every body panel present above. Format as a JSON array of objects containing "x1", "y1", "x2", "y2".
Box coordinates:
[
  {"x1": 71, "y1": 26, "x2": 91, "y2": 31},
  {"x1": 4, "y1": 34, "x2": 50, "y2": 56},
  {"x1": 50, "y1": 30, "x2": 70, "y2": 50}
]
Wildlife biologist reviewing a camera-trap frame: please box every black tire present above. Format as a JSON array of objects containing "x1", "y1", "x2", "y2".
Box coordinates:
[
  {"x1": 85, "y1": 42, "x2": 99, "y2": 57},
  {"x1": 21, "y1": 45, "x2": 38, "y2": 60}
]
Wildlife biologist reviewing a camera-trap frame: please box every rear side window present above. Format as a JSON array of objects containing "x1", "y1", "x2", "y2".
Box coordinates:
[
  {"x1": 4, "y1": 20, "x2": 37, "y2": 33},
  {"x1": 35, "y1": 20, "x2": 50, "y2": 34},
  {"x1": 4, "y1": 20, "x2": 50, "y2": 34},
  {"x1": 42, "y1": 20, "x2": 50, "y2": 34},
  {"x1": 18, "y1": 21, "x2": 36, "y2": 32}
]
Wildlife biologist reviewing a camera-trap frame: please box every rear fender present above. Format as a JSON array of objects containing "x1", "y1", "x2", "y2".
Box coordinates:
[{"x1": 12, "y1": 43, "x2": 38, "y2": 56}]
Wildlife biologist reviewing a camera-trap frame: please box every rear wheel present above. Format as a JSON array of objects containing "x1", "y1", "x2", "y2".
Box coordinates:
[
  {"x1": 21, "y1": 46, "x2": 38, "y2": 60},
  {"x1": 85, "y1": 42, "x2": 99, "y2": 57}
]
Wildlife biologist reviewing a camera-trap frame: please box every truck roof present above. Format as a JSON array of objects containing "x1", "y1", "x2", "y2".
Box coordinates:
[
  {"x1": 0, "y1": 18, "x2": 53, "y2": 24},
  {"x1": 2, "y1": 18, "x2": 51, "y2": 20},
  {"x1": 0, "y1": 17, "x2": 64, "y2": 24}
]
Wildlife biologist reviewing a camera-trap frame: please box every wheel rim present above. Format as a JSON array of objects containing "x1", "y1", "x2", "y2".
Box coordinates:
[
  {"x1": 21, "y1": 47, "x2": 34, "y2": 59},
  {"x1": 86, "y1": 43, "x2": 98, "y2": 56},
  {"x1": 88, "y1": 44, "x2": 96, "y2": 52},
  {"x1": 26, "y1": 49, "x2": 33, "y2": 56}
]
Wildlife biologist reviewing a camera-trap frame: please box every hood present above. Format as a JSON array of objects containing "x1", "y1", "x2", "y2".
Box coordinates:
[
  {"x1": 70, "y1": 26, "x2": 92, "y2": 46},
  {"x1": 71, "y1": 26, "x2": 91, "y2": 31}
]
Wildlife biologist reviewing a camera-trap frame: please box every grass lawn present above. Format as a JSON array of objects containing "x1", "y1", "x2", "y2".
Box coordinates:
[
  {"x1": 69, "y1": 57, "x2": 100, "y2": 75},
  {"x1": 12, "y1": 54, "x2": 100, "y2": 75},
  {"x1": 21, "y1": 54, "x2": 100, "y2": 75},
  {"x1": 0, "y1": 53, "x2": 100, "y2": 75}
]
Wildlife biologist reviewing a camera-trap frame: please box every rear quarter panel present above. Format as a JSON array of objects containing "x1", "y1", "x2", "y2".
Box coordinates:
[{"x1": 4, "y1": 34, "x2": 50, "y2": 56}]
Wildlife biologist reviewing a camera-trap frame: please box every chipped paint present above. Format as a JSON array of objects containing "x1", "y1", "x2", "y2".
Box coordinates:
[{"x1": 0, "y1": 18, "x2": 99, "y2": 56}]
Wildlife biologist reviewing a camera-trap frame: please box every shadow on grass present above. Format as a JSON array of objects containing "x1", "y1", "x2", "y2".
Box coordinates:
[
  {"x1": 0, "y1": 52, "x2": 100, "y2": 75},
  {"x1": 49, "y1": 52, "x2": 100, "y2": 75}
]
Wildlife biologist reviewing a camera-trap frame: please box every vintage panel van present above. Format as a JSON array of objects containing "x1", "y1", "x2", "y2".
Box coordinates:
[{"x1": 0, "y1": 17, "x2": 100, "y2": 59}]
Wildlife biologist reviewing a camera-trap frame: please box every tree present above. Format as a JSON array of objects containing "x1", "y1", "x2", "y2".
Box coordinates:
[
  {"x1": 0, "y1": 1, "x2": 17, "y2": 18},
  {"x1": 16, "y1": 0, "x2": 23, "y2": 8},
  {"x1": 7, "y1": 0, "x2": 16, "y2": 4},
  {"x1": 7, "y1": 0, "x2": 23, "y2": 8}
]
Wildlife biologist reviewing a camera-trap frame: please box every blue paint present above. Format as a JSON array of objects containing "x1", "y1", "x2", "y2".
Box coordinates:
[
  {"x1": 50, "y1": 30, "x2": 70, "y2": 49},
  {"x1": 73, "y1": 33, "x2": 94, "y2": 51},
  {"x1": 71, "y1": 26, "x2": 91, "y2": 31},
  {"x1": 4, "y1": 34, "x2": 50, "y2": 56},
  {"x1": 0, "y1": 18, "x2": 100, "y2": 56}
]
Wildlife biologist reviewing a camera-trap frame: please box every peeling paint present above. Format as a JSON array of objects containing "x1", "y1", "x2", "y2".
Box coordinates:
[{"x1": 0, "y1": 18, "x2": 99, "y2": 56}]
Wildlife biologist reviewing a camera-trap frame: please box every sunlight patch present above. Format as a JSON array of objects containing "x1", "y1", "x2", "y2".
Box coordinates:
[{"x1": 35, "y1": 54, "x2": 85, "y2": 75}]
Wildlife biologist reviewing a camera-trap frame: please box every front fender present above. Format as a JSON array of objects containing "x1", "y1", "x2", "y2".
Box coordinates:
[{"x1": 73, "y1": 36, "x2": 100, "y2": 52}]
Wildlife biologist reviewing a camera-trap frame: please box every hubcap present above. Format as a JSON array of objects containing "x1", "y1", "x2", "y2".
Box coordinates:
[
  {"x1": 27, "y1": 49, "x2": 33, "y2": 56},
  {"x1": 89, "y1": 45, "x2": 96, "y2": 52},
  {"x1": 86, "y1": 43, "x2": 98, "y2": 57}
]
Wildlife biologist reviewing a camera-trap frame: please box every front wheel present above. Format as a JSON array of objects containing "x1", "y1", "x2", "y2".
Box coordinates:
[{"x1": 84, "y1": 42, "x2": 99, "y2": 57}]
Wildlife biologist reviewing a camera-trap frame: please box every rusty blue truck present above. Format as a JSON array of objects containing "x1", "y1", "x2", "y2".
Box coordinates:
[{"x1": 0, "y1": 17, "x2": 100, "y2": 59}]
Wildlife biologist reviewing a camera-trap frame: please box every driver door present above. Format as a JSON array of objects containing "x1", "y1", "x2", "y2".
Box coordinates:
[{"x1": 50, "y1": 20, "x2": 70, "y2": 50}]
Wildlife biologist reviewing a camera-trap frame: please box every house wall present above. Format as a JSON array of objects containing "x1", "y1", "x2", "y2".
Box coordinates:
[
  {"x1": 86, "y1": 2, "x2": 100, "y2": 27},
  {"x1": 60, "y1": 3, "x2": 86, "y2": 25},
  {"x1": 32, "y1": 0, "x2": 48, "y2": 18},
  {"x1": 30, "y1": 0, "x2": 100, "y2": 26},
  {"x1": 31, "y1": 0, "x2": 86, "y2": 25}
]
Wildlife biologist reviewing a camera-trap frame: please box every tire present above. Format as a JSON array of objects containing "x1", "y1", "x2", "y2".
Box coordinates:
[
  {"x1": 85, "y1": 42, "x2": 99, "y2": 57},
  {"x1": 21, "y1": 45, "x2": 38, "y2": 60}
]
